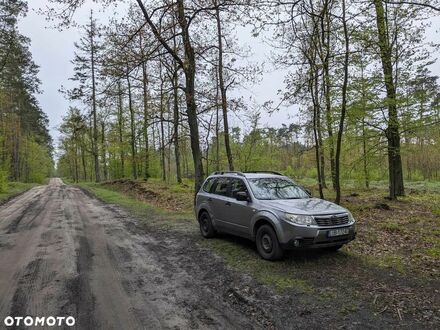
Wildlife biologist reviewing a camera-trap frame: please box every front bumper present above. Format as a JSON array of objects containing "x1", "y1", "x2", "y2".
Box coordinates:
[{"x1": 278, "y1": 223, "x2": 356, "y2": 250}]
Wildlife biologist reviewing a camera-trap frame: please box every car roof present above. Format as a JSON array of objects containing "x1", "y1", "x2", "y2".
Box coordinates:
[{"x1": 208, "y1": 171, "x2": 288, "y2": 179}]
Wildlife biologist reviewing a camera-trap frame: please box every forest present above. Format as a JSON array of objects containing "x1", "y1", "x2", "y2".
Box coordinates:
[
  {"x1": 52, "y1": 0, "x2": 440, "y2": 204},
  {"x1": 0, "y1": 1, "x2": 53, "y2": 192},
  {"x1": 1, "y1": 0, "x2": 439, "y2": 204}
]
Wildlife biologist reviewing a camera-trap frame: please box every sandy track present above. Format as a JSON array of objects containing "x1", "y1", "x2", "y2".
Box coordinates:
[{"x1": 0, "y1": 179, "x2": 263, "y2": 329}]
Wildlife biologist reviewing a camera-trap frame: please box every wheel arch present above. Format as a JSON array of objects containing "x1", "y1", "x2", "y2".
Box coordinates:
[{"x1": 250, "y1": 212, "x2": 280, "y2": 241}]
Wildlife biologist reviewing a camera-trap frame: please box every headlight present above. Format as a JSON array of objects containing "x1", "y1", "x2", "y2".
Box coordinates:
[
  {"x1": 285, "y1": 213, "x2": 316, "y2": 225},
  {"x1": 347, "y1": 212, "x2": 355, "y2": 223}
]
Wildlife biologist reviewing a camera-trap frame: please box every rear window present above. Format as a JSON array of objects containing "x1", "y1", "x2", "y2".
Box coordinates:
[
  {"x1": 211, "y1": 178, "x2": 229, "y2": 196},
  {"x1": 202, "y1": 178, "x2": 215, "y2": 192}
]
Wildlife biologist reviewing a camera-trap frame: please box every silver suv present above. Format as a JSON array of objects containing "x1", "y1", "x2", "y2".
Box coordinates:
[{"x1": 195, "y1": 171, "x2": 356, "y2": 260}]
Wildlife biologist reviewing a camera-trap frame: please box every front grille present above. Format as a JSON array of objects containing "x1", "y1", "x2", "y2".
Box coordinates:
[
  {"x1": 314, "y1": 214, "x2": 349, "y2": 227},
  {"x1": 300, "y1": 238, "x2": 315, "y2": 246}
]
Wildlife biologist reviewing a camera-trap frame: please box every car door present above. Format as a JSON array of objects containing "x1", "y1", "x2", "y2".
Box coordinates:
[
  {"x1": 222, "y1": 178, "x2": 255, "y2": 237},
  {"x1": 208, "y1": 177, "x2": 231, "y2": 230}
]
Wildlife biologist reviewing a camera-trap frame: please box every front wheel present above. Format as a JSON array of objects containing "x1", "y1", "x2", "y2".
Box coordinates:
[
  {"x1": 199, "y1": 211, "x2": 216, "y2": 238},
  {"x1": 256, "y1": 225, "x2": 284, "y2": 261}
]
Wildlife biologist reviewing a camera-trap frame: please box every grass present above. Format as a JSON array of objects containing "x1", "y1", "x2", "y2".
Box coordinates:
[
  {"x1": 101, "y1": 178, "x2": 194, "y2": 213},
  {"x1": 425, "y1": 247, "x2": 440, "y2": 258},
  {"x1": 0, "y1": 182, "x2": 40, "y2": 203},
  {"x1": 205, "y1": 238, "x2": 314, "y2": 293},
  {"x1": 76, "y1": 181, "x2": 195, "y2": 232},
  {"x1": 379, "y1": 221, "x2": 404, "y2": 233}
]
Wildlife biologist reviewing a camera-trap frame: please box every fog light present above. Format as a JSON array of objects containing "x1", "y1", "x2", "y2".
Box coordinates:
[{"x1": 293, "y1": 239, "x2": 300, "y2": 247}]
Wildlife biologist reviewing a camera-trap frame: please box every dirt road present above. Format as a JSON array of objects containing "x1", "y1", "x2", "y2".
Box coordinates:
[{"x1": 0, "y1": 178, "x2": 273, "y2": 329}]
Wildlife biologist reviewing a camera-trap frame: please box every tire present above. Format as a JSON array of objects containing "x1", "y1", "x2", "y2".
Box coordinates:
[
  {"x1": 324, "y1": 244, "x2": 343, "y2": 252},
  {"x1": 199, "y1": 211, "x2": 216, "y2": 238},
  {"x1": 256, "y1": 224, "x2": 284, "y2": 261}
]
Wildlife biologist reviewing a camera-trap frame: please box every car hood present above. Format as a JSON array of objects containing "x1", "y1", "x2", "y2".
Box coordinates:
[{"x1": 259, "y1": 198, "x2": 348, "y2": 215}]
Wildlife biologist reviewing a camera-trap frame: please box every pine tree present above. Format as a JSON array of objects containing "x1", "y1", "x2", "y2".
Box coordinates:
[{"x1": 68, "y1": 11, "x2": 103, "y2": 182}]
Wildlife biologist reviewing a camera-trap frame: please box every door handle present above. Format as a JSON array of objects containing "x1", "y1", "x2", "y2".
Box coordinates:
[
  {"x1": 225, "y1": 201, "x2": 231, "y2": 206},
  {"x1": 207, "y1": 198, "x2": 212, "y2": 202}
]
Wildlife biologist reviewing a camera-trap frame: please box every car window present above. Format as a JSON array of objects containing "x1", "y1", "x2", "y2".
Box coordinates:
[
  {"x1": 230, "y1": 178, "x2": 248, "y2": 199},
  {"x1": 202, "y1": 178, "x2": 215, "y2": 192},
  {"x1": 211, "y1": 177, "x2": 229, "y2": 196},
  {"x1": 248, "y1": 177, "x2": 309, "y2": 200}
]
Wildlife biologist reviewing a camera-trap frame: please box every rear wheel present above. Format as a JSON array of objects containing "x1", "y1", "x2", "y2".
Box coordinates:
[
  {"x1": 199, "y1": 211, "x2": 216, "y2": 238},
  {"x1": 256, "y1": 224, "x2": 283, "y2": 261}
]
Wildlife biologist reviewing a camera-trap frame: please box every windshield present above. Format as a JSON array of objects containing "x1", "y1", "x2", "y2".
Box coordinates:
[{"x1": 247, "y1": 177, "x2": 310, "y2": 200}]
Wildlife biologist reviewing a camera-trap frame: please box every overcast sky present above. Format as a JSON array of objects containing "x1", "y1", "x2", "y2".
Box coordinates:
[
  {"x1": 18, "y1": 2, "x2": 440, "y2": 158},
  {"x1": 18, "y1": 1, "x2": 291, "y2": 158}
]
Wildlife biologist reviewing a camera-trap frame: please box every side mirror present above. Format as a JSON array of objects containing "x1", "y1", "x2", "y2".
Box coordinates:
[{"x1": 236, "y1": 191, "x2": 250, "y2": 202}]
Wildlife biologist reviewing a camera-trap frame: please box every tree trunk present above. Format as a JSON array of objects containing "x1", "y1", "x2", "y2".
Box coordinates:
[
  {"x1": 88, "y1": 116, "x2": 94, "y2": 181},
  {"x1": 373, "y1": 0, "x2": 405, "y2": 199},
  {"x1": 141, "y1": 60, "x2": 150, "y2": 180},
  {"x1": 135, "y1": 0, "x2": 204, "y2": 196},
  {"x1": 310, "y1": 57, "x2": 324, "y2": 199},
  {"x1": 101, "y1": 121, "x2": 108, "y2": 181},
  {"x1": 172, "y1": 70, "x2": 182, "y2": 183},
  {"x1": 117, "y1": 81, "x2": 125, "y2": 178},
  {"x1": 167, "y1": 99, "x2": 172, "y2": 182},
  {"x1": 81, "y1": 144, "x2": 87, "y2": 180},
  {"x1": 74, "y1": 140, "x2": 79, "y2": 183},
  {"x1": 215, "y1": 2, "x2": 234, "y2": 171},
  {"x1": 126, "y1": 71, "x2": 137, "y2": 180},
  {"x1": 313, "y1": 104, "x2": 324, "y2": 199},
  {"x1": 176, "y1": 0, "x2": 204, "y2": 194},
  {"x1": 90, "y1": 13, "x2": 100, "y2": 183},
  {"x1": 12, "y1": 123, "x2": 20, "y2": 181},
  {"x1": 362, "y1": 119, "x2": 369, "y2": 189},
  {"x1": 317, "y1": 98, "x2": 326, "y2": 189},
  {"x1": 215, "y1": 73, "x2": 220, "y2": 172},
  {"x1": 171, "y1": 22, "x2": 182, "y2": 184},
  {"x1": 159, "y1": 63, "x2": 166, "y2": 182},
  {"x1": 360, "y1": 59, "x2": 370, "y2": 189},
  {"x1": 334, "y1": 0, "x2": 349, "y2": 205},
  {"x1": 321, "y1": 1, "x2": 336, "y2": 191}
]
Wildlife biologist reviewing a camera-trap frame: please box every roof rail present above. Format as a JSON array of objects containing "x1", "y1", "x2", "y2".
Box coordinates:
[
  {"x1": 244, "y1": 171, "x2": 284, "y2": 176},
  {"x1": 211, "y1": 171, "x2": 245, "y2": 177}
]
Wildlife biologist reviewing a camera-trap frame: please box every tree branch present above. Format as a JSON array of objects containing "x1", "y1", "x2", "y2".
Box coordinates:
[
  {"x1": 383, "y1": 0, "x2": 440, "y2": 12},
  {"x1": 135, "y1": 0, "x2": 184, "y2": 68}
]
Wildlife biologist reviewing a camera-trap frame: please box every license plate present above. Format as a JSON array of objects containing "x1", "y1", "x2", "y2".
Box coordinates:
[{"x1": 328, "y1": 227, "x2": 350, "y2": 237}]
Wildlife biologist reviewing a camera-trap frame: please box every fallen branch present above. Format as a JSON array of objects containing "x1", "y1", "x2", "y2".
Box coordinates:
[
  {"x1": 373, "y1": 294, "x2": 378, "y2": 304},
  {"x1": 378, "y1": 305, "x2": 388, "y2": 314}
]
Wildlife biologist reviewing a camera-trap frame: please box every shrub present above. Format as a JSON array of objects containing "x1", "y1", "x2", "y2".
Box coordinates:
[{"x1": 0, "y1": 170, "x2": 8, "y2": 193}]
